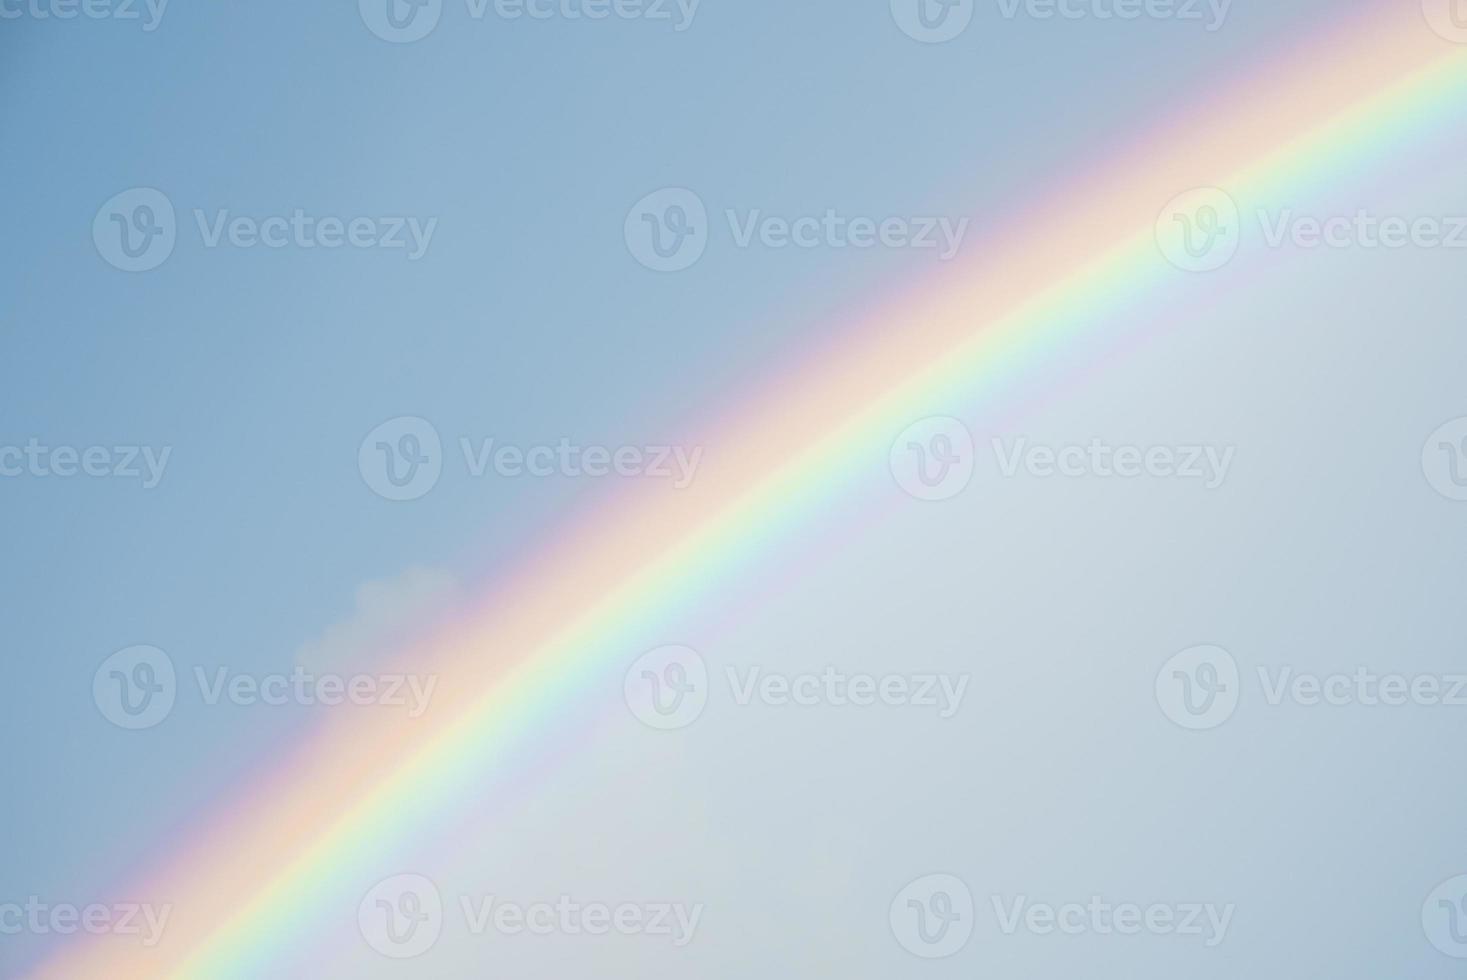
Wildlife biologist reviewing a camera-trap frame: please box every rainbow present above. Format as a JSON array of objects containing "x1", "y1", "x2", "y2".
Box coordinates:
[{"x1": 35, "y1": 5, "x2": 1467, "y2": 976}]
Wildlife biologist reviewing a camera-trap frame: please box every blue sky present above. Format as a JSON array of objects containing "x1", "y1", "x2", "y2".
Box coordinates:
[{"x1": 5, "y1": 1, "x2": 1467, "y2": 975}]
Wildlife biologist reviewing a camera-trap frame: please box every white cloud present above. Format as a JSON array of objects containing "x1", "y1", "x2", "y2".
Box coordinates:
[{"x1": 296, "y1": 565, "x2": 461, "y2": 675}]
